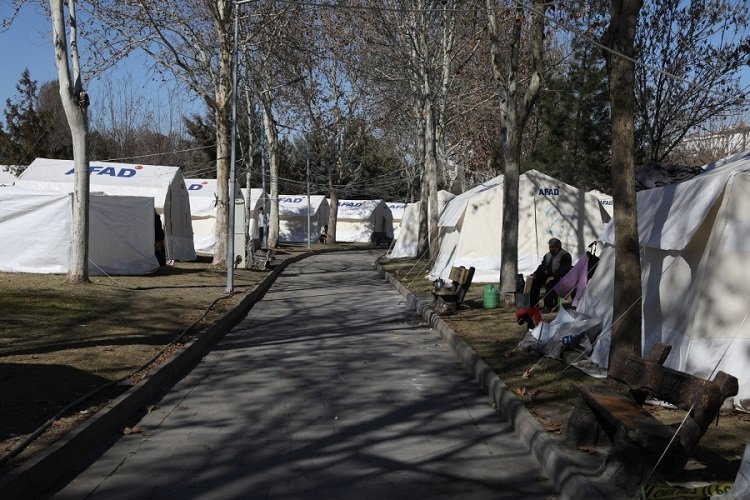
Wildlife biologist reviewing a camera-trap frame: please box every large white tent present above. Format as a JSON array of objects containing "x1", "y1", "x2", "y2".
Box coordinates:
[
  {"x1": 17, "y1": 158, "x2": 196, "y2": 262},
  {"x1": 577, "y1": 149, "x2": 750, "y2": 404},
  {"x1": 334, "y1": 199, "x2": 393, "y2": 243},
  {"x1": 185, "y1": 178, "x2": 245, "y2": 263},
  {"x1": 387, "y1": 190, "x2": 456, "y2": 259},
  {"x1": 430, "y1": 170, "x2": 609, "y2": 283},
  {"x1": 386, "y1": 202, "x2": 408, "y2": 240},
  {"x1": 0, "y1": 186, "x2": 159, "y2": 275},
  {"x1": 278, "y1": 194, "x2": 329, "y2": 243}
]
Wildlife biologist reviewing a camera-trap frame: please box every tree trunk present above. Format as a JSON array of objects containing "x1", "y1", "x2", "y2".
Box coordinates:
[
  {"x1": 50, "y1": 0, "x2": 90, "y2": 284},
  {"x1": 260, "y1": 93, "x2": 279, "y2": 249},
  {"x1": 416, "y1": 107, "x2": 429, "y2": 258},
  {"x1": 209, "y1": 0, "x2": 233, "y2": 270},
  {"x1": 423, "y1": 98, "x2": 440, "y2": 265},
  {"x1": 213, "y1": 101, "x2": 231, "y2": 268},
  {"x1": 486, "y1": 0, "x2": 545, "y2": 293},
  {"x1": 500, "y1": 131, "x2": 521, "y2": 292},
  {"x1": 327, "y1": 177, "x2": 338, "y2": 244},
  {"x1": 607, "y1": 0, "x2": 644, "y2": 367}
]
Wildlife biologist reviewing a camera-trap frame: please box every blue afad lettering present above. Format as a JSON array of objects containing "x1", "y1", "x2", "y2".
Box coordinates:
[
  {"x1": 280, "y1": 197, "x2": 303, "y2": 203},
  {"x1": 188, "y1": 184, "x2": 204, "y2": 191},
  {"x1": 64, "y1": 166, "x2": 137, "y2": 177},
  {"x1": 538, "y1": 188, "x2": 559, "y2": 196},
  {"x1": 341, "y1": 201, "x2": 363, "y2": 207}
]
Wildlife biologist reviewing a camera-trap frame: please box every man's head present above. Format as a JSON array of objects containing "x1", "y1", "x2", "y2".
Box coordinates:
[{"x1": 548, "y1": 238, "x2": 562, "y2": 255}]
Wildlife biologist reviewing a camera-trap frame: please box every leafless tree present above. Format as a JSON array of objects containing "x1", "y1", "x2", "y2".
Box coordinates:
[
  {"x1": 635, "y1": 0, "x2": 750, "y2": 161},
  {"x1": 50, "y1": 0, "x2": 91, "y2": 283},
  {"x1": 485, "y1": 0, "x2": 546, "y2": 293}
]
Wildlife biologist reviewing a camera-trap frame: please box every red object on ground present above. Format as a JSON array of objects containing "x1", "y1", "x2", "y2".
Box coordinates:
[{"x1": 515, "y1": 306, "x2": 542, "y2": 326}]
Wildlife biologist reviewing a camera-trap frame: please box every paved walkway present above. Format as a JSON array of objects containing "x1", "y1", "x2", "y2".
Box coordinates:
[{"x1": 49, "y1": 251, "x2": 558, "y2": 499}]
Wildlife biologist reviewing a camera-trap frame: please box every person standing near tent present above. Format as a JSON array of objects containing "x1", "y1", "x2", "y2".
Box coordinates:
[
  {"x1": 154, "y1": 211, "x2": 167, "y2": 266},
  {"x1": 530, "y1": 237, "x2": 572, "y2": 313},
  {"x1": 257, "y1": 207, "x2": 268, "y2": 248},
  {"x1": 319, "y1": 224, "x2": 328, "y2": 244}
]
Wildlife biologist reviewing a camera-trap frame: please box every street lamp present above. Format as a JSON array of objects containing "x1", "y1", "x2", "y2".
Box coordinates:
[{"x1": 227, "y1": 0, "x2": 253, "y2": 292}]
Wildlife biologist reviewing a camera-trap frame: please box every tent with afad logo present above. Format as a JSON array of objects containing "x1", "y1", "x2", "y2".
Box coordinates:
[
  {"x1": 185, "y1": 178, "x2": 245, "y2": 263},
  {"x1": 277, "y1": 195, "x2": 330, "y2": 243},
  {"x1": 334, "y1": 199, "x2": 393, "y2": 243},
  {"x1": 17, "y1": 158, "x2": 196, "y2": 262},
  {"x1": 429, "y1": 170, "x2": 609, "y2": 283},
  {"x1": 0, "y1": 186, "x2": 159, "y2": 275},
  {"x1": 576, "y1": 149, "x2": 750, "y2": 405}
]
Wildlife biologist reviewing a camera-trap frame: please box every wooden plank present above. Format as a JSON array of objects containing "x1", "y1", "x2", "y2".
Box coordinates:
[{"x1": 578, "y1": 384, "x2": 685, "y2": 458}]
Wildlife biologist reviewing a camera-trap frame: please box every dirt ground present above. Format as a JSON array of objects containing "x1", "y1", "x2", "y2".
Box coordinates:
[{"x1": 1, "y1": 248, "x2": 749, "y2": 489}]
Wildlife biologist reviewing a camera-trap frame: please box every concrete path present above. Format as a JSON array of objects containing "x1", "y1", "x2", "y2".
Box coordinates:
[{"x1": 48, "y1": 251, "x2": 558, "y2": 499}]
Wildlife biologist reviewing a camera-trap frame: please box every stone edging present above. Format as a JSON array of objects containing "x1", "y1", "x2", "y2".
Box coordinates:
[{"x1": 375, "y1": 262, "x2": 624, "y2": 500}]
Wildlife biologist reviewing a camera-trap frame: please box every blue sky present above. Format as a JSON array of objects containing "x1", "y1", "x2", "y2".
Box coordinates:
[
  {"x1": 1, "y1": 5, "x2": 59, "y2": 103},
  {"x1": 0, "y1": 3, "x2": 202, "y2": 130}
]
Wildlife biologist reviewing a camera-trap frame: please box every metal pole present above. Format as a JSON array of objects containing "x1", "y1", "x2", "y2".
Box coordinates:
[
  {"x1": 306, "y1": 155, "x2": 311, "y2": 248},
  {"x1": 226, "y1": 3, "x2": 239, "y2": 292}
]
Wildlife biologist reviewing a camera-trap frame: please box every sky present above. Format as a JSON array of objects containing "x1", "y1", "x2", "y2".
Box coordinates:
[
  {"x1": 2, "y1": 4, "x2": 749, "y2": 131},
  {"x1": 0, "y1": 3, "x2": 201, "y2": 131}
]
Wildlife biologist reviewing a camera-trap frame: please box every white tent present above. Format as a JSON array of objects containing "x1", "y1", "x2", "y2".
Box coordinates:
[
  {"x1": 387, "y1": 190, "x2": 456, "y2": 259},
  {"x1": 0, "y1": 186, "x2": 159, "y2": 275},
  {"x1": 430, "y1": 170, "x2": 609, "y2": 283},
  {"x1": 185, "y1": 179, "x2": 245, "y2": 263},
  {"x1": 589, "y1": 189, "x2": 613, "y2": 218},
  {"x1": 578, "y1": 149, "x2": 750, "y2": 404},
  {"x1": 278, "y1": 194, "x2": 330, "y2": 243},
  {"x1": 334, "y1": 199, "x2": 393, "y2": 243},
  {"x1": 17, "y1": 158, "x2": 196, "y2": 262},
  {"x1": 386, "y1": 202, "x2": 408, "y2": 240},
  {"x1": 0, "y1": 166, "x2": 18, "y2": 185},
  {"x1": 240, "y1": 187, "x2": 268, "y2": 240}
]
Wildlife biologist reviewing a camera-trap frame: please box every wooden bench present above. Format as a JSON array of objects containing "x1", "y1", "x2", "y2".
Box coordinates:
[
  {"x1": 431, "y1": 266, "x2": 475, "y2": 315},
  {"x1": 565, "y1": 343, "x2": 738, "y2": 491}
]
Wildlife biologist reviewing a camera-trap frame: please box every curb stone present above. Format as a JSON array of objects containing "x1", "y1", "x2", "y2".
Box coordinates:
[{"x1": 376, "y1": 262, "x2": 627, "y2": 500}]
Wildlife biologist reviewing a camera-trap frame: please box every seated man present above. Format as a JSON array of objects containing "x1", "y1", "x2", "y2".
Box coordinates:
[{"x1": 530, "y1": 237, "x2": 572, "y2": 313}]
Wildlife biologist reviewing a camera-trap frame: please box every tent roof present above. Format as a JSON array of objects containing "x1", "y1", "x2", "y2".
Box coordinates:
[
  {"x1": 279, "y1": 195, "x2": 328, "y2": 217},
  {"x1": 18, "y1": 158, "x2": 179, "y2": 209},
  {"x1": 240, "y1": 188, "x2": 266, "y2": 211},
  {"x1": 336, "y1": 199, "x2": 386, "y2": 219},
  {"x1": 598, "y1": 150, "x2": 750, "y2": 250},
  {"x1": 386, "y1": 202, "x2": 408, "y2": 220},
  {"x1": 439, "y1": 176, "x2": 503, "y2": 228},
  {"x1": 185, "y1": 178, "x2": 245, "y2": 216}
]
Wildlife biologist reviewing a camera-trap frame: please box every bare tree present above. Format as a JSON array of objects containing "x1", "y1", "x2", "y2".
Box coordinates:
[
  {"x1": 359, "y1": 0, "x2": 480, "y2": 259},
  {"x1": 635, "y1": 0, "x2": 750, "y2": 161},
  {"x1": 485, "y1": 0, "x2": 546, "y2": 294},
  {"x1": 605, "y1": 0, "x2": 643, "y2": 365},
  {"x1": 50, "y1": 0, "x2": 91, "y2": 283},
  {"x1": 239, "y1": 1, "x2": 303, "y2": 249},
  {"x1": 88, "y1": 0, "x2": 234, "y2": 268}
]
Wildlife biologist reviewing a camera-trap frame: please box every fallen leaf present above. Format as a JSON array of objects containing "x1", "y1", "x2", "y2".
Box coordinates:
[
  {"x1": 513, "y1": 387, "x2": 527, "y2": 397},
  {"x1": 122, "y1": 426, "x2": 142, "y2": 435},
  {"x1": 523, "y1": 367, "x2": 533, "y2": 378}
]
